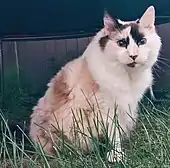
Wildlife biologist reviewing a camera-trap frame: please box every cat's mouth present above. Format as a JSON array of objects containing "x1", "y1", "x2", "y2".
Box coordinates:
[{"x1": 127, "y1": 62, "x2": 137, "y2": 68}]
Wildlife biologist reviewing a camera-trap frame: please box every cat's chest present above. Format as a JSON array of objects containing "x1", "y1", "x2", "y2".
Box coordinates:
[{"x1": 98, "y1": 71, "x2": 152, "y2": 107}]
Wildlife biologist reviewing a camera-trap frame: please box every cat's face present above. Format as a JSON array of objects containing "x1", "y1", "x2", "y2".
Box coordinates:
[{"x1": 99, "y1": 6, "x2": 161, "y2": 69}]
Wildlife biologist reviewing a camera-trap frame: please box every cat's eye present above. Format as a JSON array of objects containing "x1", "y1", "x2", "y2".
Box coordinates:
[
  {"x1": 117, "y1": 39, "x2": 128, "y2": 47},
  {"x1": 138, "y1": 38, "x2": 147, "y2": 45}
]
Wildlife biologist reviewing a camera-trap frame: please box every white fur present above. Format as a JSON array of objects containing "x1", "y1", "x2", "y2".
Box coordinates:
[
  {"x1": 84, "y1": 30, "x2": 157, "y2": 132},
  {"x1": 83, "y1": 6, "x2": 161, "y2": 162}
]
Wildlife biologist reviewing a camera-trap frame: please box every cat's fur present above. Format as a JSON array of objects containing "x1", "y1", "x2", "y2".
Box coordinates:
[{"x1": 29, "y1": 6, "x2": 161, "y2": 162}]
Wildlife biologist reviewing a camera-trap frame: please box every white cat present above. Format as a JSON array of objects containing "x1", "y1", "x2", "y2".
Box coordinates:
[{"x1": 29, "y1": 6, "x2": 161, "y2": 162}]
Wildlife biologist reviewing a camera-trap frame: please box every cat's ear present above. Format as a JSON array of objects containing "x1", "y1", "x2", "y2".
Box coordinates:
[
  {"x1": 103, "y1": 11, "x2": 117, "y2": 34},
  {"x1": 139, "y1": 6, "x2": 155, "y2": 28}
]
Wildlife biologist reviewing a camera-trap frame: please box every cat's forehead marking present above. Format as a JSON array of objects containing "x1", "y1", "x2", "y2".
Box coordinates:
[
  {"x1": 129, "y1": 23, "x2": 145, "y2": 45},
  {"x1": 116, "y1": 20, "x2": 145, "y2": 44}
]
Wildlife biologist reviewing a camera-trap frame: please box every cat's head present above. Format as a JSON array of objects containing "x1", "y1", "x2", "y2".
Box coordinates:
[{"x1": 99, "y1": 6, "x2": 161, "y2": 69}]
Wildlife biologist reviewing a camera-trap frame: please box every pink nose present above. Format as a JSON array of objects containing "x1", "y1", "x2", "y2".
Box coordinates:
[{"x1": 129, "y1": 55, "x2": 138, "y2": 61}]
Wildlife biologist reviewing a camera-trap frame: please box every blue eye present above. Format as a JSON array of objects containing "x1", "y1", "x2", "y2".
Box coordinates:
[
  {"x1": 138, "y1": 38, "x2": 147, "y2": 45},
  {"x1": 117, "y1": 39, "x2": 128, "y2": 47}
]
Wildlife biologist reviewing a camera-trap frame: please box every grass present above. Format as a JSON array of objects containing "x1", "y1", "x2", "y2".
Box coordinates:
[{"x1": 0, "y1": 98, "x2": 170, "y2": 168}]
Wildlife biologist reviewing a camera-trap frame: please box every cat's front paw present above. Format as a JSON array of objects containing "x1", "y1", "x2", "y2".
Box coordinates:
[{"x1": 107, "y1": 149, "x2": 125, "y2": 163}]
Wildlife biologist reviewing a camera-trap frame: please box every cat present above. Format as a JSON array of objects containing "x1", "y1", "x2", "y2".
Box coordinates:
[{"x1": 29, "y1": 6, "x2": 161, "y2": 162}]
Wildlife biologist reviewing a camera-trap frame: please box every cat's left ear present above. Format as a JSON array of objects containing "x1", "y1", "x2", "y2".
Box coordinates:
[
  {"x1": 139, "y1": 6, "x2": 155, "y2": 28},
  {"x1": 103, "y1": 11, "x2": 117, "y2": 35}
]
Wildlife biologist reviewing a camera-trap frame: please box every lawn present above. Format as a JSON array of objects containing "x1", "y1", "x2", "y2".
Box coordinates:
[{"x1": 0, "y1": 91, "x2": 170, "y2": 168}]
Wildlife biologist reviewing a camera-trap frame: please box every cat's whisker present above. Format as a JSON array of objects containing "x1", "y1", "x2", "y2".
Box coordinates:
[
  {"x1": 158, "y1": 53, "x2": 170, "y2": 64},
  {"x1": 153, "y1": 66, "x2": 160, "y2": 74},
  {"x1": 158, "y1": 57, "x2": 169, "y2": 62},
  {"x1": 157, "y1": 59, "x2": 170, "y2": 68},
  {"x1": 154, "y1": 62, "x2": 165, "y2": 72},
  {"x1": 152, "y1": 60, "x2": 166, "y2": 77},
  {"x1": 152, "y1": 66, "x2": 161, "y2": 77}
]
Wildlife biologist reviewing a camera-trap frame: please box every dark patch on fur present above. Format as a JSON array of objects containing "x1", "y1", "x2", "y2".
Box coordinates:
[
  {"x1": 114, "y1": 18, "x2": 124, "y2": 30},
  {"x1": 130, "y1": 23, "x2": 144, "y2": 45},
  {"x1": 114, "y1": 19, "x2": 129, "y2": 31},
  {"x1": 126, "y1": 36, "x2": 130, "y2": 48},
  {"x1": 136, "y1": 19, "x2": 140, "y2": 24},
  {"x1": 99, "y1": 35, "x2": 109, "y2": 50}
]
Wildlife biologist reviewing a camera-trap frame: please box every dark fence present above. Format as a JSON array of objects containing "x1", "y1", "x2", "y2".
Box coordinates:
[{"x1": 2, "y1": 36, "x2": 91, "y2": 95}]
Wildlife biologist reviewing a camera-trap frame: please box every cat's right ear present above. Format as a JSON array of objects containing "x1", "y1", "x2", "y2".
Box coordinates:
[{"x1": 103, "y1": 11, "x2": 116, "y2": 35}]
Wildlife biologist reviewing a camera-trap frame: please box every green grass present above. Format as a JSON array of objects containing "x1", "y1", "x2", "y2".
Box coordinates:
[{"x1": 0, "y1": 100, "x2": 170, "y2": 168}]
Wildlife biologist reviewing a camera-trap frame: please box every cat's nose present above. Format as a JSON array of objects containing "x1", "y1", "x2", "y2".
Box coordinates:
[{"x1": 129, "y1": 55, "x2": 138, "y2": 61}]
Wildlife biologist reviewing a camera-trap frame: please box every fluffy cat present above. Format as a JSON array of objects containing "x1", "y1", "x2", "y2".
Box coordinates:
[{"x1": 29, "y1": 6, "x2": 161, "y2": 162}]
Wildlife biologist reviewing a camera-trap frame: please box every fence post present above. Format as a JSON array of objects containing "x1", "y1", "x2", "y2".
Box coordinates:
[
  {"x1": 0, "y1": 40, "x2": 4, "y2": 107},
  {"x1": 14, "y1": 41, "x2": 21, "y2": 90}
]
